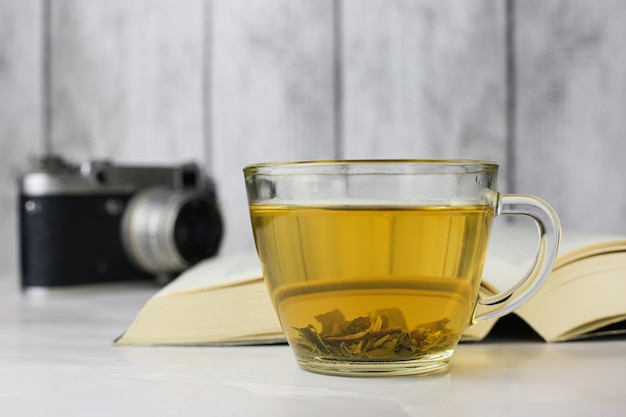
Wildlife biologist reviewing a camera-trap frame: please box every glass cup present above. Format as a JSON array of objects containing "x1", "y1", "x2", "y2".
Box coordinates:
[{"x1": 243, "y1": 160, "x2": 560, "y2": 377}]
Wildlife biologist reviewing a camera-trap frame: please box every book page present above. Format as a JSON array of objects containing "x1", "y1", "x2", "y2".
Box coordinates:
[
  {"x1": 482, "y1": 219, "x2": 626, "y2": 291},
  {"x1": 481, "y1": 219, "x2": 540, "y2": 291},
  {"x1": 515, "y1": 253, "x2": 626, "y2": 341},
  {"x1": 156, "y1": 251, "x2": 263, "y2": 297}
]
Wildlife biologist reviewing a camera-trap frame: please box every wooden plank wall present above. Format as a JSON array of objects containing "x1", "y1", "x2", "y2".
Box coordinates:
[{"x1": 1, "y1": 0, "x2": 625, "y2": 277}]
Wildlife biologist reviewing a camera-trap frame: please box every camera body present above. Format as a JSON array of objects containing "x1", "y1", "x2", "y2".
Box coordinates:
[{"x1": 19, "y1": 155, "x2": 223, "y2": 288}]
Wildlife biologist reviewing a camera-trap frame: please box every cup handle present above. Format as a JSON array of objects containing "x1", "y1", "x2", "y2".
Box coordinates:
[{"x1": 473, "y1": 194, "x2": 561, "y2": 322}]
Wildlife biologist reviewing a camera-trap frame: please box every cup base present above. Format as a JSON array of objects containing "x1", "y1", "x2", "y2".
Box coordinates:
[{"x1": 295, "y1": 349, "x2": 453, "y2": 377}]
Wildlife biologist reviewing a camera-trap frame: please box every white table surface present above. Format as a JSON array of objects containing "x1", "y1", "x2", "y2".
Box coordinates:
[{"x1": 1, "y1": 276, "x2": 625, "y2": 417}]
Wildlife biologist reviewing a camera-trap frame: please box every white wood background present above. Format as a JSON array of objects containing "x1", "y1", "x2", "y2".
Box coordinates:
[{"x1": 1, "y1": 0, "x2": 625, "y2": 276}]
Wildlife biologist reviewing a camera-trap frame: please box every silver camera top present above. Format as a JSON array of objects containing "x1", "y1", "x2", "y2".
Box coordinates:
[{"x1": 21, "y1": 155, "x2": 209, "y2": 196}]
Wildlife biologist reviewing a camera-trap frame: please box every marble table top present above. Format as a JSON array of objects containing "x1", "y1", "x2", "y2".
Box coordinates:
[{"x1": 1, "y1": 277, "x2": 625, "y2": 416}]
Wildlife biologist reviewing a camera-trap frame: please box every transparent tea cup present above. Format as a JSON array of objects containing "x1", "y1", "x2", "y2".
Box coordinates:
[{"x1": 244, "y1": 160, "x2": 560, "y2": 376}]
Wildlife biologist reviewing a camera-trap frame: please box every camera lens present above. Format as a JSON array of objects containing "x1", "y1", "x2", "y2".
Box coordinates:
[
  {"x1": 173, "y1": 200, "x2": 219, "y2": 264},
  {"x1": 121, "y1": 188, "x2": 223, "y2": 274}
]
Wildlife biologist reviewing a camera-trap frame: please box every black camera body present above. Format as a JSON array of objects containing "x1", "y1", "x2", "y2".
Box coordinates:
[{"x1": 19, "y1": 155, "x2": 223, "y2": 288}]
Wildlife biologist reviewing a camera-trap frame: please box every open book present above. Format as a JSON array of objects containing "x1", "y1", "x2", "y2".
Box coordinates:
[
  {"x1": 115, "y1": 223, "x2": 626, "y2": 345},
  {"x1": 465, "y1": 223, "x2": 626, "y2": 342}
]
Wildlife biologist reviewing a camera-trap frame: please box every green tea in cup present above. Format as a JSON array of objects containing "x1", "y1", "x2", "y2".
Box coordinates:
[{"x1": 244, "y1": 160, "x2": 560, "y2": 376}]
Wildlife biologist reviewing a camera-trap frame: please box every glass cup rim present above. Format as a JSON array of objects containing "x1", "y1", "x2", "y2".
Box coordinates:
[{"x1": 243, "y1": 159, "x2": 499, "y2": 175}]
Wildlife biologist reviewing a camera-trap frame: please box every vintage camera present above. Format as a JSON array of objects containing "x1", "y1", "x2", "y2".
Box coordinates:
[{"x1": 19, "y1": 155, "x2": 223, "y2": 288}]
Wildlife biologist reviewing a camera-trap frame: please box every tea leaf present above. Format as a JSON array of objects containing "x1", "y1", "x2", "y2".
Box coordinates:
[
  {"x1": 294, "y1": 324, "x2": 332, "y2": 354},
  {"x1": 314, "y1": 308, "x2": 347, "y2": 337},
  {"x1": 292, "y1": 309, "x2": 458, "y2": 360},
  {"x1": 373, "y1": 308, "x2": 407, "y2": 330},
  {"x1": 342, "y1": 315, "x2": 372, "y2": 336}
]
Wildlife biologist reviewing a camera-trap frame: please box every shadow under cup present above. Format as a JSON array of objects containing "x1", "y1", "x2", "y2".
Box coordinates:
[{"x1": 244, "y1": 160, "x2": 560, "y2": 377}]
